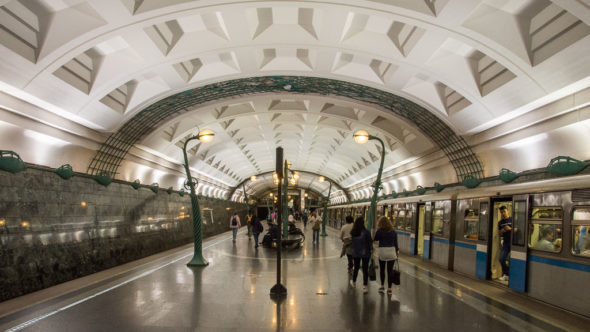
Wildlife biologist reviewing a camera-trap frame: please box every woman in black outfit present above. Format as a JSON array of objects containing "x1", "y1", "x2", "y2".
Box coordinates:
[
  {"x1": 374, "y1": 216, "x2": 400, "y2": 294},
  {"x1": 350, "y1": 216, "x2": 373, "y2": 293}
]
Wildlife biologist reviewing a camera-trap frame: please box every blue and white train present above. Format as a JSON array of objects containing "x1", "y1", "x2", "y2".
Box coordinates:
[{"x1": 327, "y1": 175, "x2": 590, "y2": 318}]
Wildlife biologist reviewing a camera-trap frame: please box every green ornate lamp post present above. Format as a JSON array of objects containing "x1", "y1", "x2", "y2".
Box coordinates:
[
  {"x1": 353, "y1": 130, "x2": 386, "y2": 231},
  {"x1": 279, "y1": 162, "x2": 299, "y2": 238},
  {"x1": 182, "y1": 128, "x2": 215, "y2": 267},
  {"x1": 318, "y1": 176, "x2": 332, "y2": 237}
]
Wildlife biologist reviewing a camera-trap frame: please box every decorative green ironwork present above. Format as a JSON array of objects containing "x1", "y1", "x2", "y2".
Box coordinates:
[
  {"x1": 131, "y1": 179, "x2": 141, "y2": 189},
  {"x1": 434, "y1": 182, "x2": 444, "y2": 192},
  {"x1": 390, "y1": 191, "x2": 398, "y2": 198},
  {"x1": 499, "y1": 168, "x2": 518, "y2": 183},
  {"x1": 462, "y1": 175, "x2": 480, "y2": 188},
  {"x1": 547, "y1": 156, "x2": 588, "y2": 176},
  {"x1": 167, "y1": 186, "x2": 173, "y2": 194},
  {"x1": 55, "y1": 164, "x2": 74, "y2": 179},
  {"x1": 87, "y1": 76, "x2": 483, "y2": 182},
  {"x1": 94, "y1": 171, "x2": 111, "y2": 186},
  {"x1": 150, "y1": 183, "x2": 159, "y2": 193},
  {"x1": 416, "y1": 185, "x2": 426, "y2": 195},
  {"x1": 403, "y1": 189, "x2": 409, "y2": 197},
  {"x1": 178, "y1": 189, "x2": 185, "y2": 196},
  {"x1": 0, "y1": 150, "x2": 25, "y2": 173}
]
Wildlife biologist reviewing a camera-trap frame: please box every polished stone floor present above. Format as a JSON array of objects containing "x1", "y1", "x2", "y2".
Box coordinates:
[{"x1": 0, "y1": 223, "x2": 587, "y2": 331}]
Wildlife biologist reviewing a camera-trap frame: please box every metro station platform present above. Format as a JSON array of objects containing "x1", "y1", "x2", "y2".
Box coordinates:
[{"x1": 1, "y1": 224, "x2": 588, "y2": 332}]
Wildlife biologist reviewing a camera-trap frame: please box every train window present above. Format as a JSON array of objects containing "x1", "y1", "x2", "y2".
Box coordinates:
[
  {"x1": 478, "y1": 203, "x2": 489, "y2": 241},
  {"x1": 463, "y1": 209, "x2": 478, "y2": 240},
  {"x1": 572, "y1": 207, "x2": 590, "y2": 257},
  {"x1": 528, "y1": 207, "x2": 562, "y2": 253},
  {"x1": 391, "y1": 210, "x2": 400, "y2": 229},
  {"x1": 396, "y1": 210, "x2": 405, "y2": 230},
  {"x1": 406, "y1": 210, "x2": 415, "y2": 231},
  {"x1": 432, "y1": 209, "x2": 444, "y2": 235}
]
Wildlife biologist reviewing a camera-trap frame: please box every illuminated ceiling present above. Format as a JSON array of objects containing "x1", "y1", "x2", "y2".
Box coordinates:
[{"x1": 1, "y1": 0, "x2": 590, "y2": 202}]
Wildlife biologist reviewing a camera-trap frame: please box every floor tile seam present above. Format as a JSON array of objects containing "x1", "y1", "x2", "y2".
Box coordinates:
[{"x1": 399, "y1": 257, "x2": 581, "y2": 331}]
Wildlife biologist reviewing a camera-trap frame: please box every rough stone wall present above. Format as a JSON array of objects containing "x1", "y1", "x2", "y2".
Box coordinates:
[{"x1": 0, "y1": 166, "x2": 246, "y2": 301}]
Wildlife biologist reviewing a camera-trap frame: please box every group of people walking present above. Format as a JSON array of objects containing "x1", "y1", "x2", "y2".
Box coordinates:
[{"x1": 341, "y1": 215, "x2": 400, "y2": 294}]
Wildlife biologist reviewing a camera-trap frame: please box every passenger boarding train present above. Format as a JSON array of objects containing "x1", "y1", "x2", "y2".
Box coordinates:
[{"x1": 327, "y1": 176, "x2": 590, "y2": 318}]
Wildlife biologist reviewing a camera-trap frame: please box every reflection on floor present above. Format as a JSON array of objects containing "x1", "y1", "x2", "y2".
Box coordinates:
[{"x1": 0, "y1": 222, "x2": 588, "y2": 332}]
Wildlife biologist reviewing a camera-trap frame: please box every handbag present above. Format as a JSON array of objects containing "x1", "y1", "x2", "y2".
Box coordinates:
[
  {"x1": 368, "y1": 259, "x2": 377, "y2": 281},
  {"x1": 392, "y1": 259, "x2": 401, "y2": 285},
  {"x1": 378, "y1": 246, "x2": 397, "y2": 261}
]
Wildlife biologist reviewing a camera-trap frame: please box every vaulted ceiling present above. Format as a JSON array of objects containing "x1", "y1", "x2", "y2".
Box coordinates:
[{"x1": 1, "y1": 0, "x2": 590, "y2": 202}]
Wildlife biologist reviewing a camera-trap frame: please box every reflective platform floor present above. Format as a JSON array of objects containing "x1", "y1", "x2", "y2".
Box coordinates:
[{"x1": 1, "y1": 224, "x2": 589, "y2": 332}]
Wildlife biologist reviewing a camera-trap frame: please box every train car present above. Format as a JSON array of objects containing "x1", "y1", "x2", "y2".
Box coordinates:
[{"x1": 327, "y1": 175, "x2": 590, "y2": 318}]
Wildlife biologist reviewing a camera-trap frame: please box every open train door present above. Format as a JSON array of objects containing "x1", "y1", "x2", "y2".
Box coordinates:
[
  {"x1": 509, "y1": 194, "x2": 529, "y2": 292},
  {"x1": 475, "y1": 200, "x2": 490, "y2": 279}
]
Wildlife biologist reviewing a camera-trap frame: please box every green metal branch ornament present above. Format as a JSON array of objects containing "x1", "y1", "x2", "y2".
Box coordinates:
[
  {"x1": 462, "y1": 175, "x2": 480, "y2": 188},
  {"x1": 499, "y1": 168, "x2": 518, "y2": 183},
  {"x1": 547, "y1": 156, "x2": 588, "y2": 176},
  {"x1": 94, "y1": 171, "x2": 111, "y2": 186},
  {"x1": 434, "y1": 182, "x2": 444, "y2": 192},
  {"x1": 150, "y1": 183, "x2": 159, "y2": 194},
  {"x1": 56, "y1": 164, "x2": 74, "y2": 179},
  {"x1": 131, "y1": 179, "x2": 141, "y2": 189},
  {"x1": 0, "y1": 150, "x2": 26, "y2": 173},
  {"x1": 416, "y1": 186, "x2": 426, "y2": 195}
]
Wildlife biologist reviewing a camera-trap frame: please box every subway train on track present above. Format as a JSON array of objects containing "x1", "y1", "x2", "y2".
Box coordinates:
[{"x1": 327, "y1": 175, "x2": 590, "y2": 318}]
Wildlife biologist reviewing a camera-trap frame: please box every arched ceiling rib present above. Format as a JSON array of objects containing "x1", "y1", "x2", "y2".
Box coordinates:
[
  {"x1": 230, "y1": 170, "x2": 349, "y2": 202},
  {"x1": 87, "y1": 76, "x2": 483, "y2": 183}
]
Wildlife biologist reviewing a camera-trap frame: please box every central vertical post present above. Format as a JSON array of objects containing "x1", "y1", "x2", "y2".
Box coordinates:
[{"x1": 270, "y1": 147, "x2": 287, "y2": 297}]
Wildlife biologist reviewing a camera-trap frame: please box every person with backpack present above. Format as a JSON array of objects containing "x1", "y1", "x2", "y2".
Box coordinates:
[
  {"x1": 229, "y1": 212, "x2": 241, "y2": 243},
  {"x1": 252, "y1": 217, "x2": 264, "y2": 249},
  {"x1": 310, "y1": 209, "x2": 321, "y2": 244}
]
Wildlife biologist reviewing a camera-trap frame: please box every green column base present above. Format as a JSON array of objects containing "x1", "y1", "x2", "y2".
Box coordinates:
[
  {"x1": 187, "y1": 254, "x2": 209, "y2": 267},
  {"x1": 320, "y1": 232, "x2": 328, "y2": 237}
]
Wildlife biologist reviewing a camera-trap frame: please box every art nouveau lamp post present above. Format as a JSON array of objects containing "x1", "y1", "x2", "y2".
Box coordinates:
[
  {"x1": 353, "y1": 130, "x2": 385, "y2": 231},
  {"x1": 182, "y1": 129, "x2": 214, "y2": 266},
  {"x1": 318, "y1": 176, "x2": 331, "y2": 237}
]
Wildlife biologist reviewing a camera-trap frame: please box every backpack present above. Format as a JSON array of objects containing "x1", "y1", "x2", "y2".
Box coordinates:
[
  {"x1": 232, "y1": 217, "x2": 238, "y2": 226},
  {"x1": 256, "y1": 221, "x2": 263, "y2": 233},
  {"x1": 313, "y1": 219, "x2": 320, "y2": 231}
]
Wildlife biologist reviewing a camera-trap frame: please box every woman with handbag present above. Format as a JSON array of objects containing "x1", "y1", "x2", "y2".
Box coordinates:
[
  {"x1": 350, "y1": 216, "x2": 373, "y2": 293},
  {"x1": 373, "y1": 216, "x2": 400, "y2": 295}
]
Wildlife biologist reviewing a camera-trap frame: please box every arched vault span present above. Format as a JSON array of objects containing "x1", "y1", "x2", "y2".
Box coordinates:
[
  {"x1": 88, "y1": 76, "x2": 483, "y2": 181},
  {"x1": 229, "y1": 170, "x2": 350, "y2": 202}
]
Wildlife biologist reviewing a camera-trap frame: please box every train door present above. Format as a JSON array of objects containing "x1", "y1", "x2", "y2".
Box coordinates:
[
  {"x1": 475, "y1": 200, "x2": 490, "y2": 279},
  {"x1": 508, "y1": 195, "x2": 529, "y2": 292},
  {"x1": 423, "y1": 202, "x2": 433, "y2": 260},
  {"x1": 417, "y1": 205, "x2": 425, "y2": 256},
  {"x1": 490, "y1": 199, "x2": 513, "y2": 285}
]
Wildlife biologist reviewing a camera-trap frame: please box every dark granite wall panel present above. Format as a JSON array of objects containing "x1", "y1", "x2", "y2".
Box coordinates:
[{"x1": 0, "y1": 167, "x2": 246, "y2": 301}]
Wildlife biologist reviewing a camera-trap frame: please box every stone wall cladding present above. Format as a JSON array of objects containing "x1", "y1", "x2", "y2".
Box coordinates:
[{"x1": 0, "y1": 166, "x2": 246, "y2": 301}]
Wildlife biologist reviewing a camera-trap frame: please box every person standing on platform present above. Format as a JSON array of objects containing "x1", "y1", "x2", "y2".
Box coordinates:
[
  {"x1": 310, "y1": 209, "x2": 321, "y2": 244},
  {"x1": 340, "y1": 215, "x2": 354, "y2": 274},
  {"x1": 246, "y1": 212, "x2": 253, "y2": 239},
  {"x1": 302, "y1": 210, "x2": 308, "y2": 228},
  {"x1": 498, "y1": 206, "x2": 512, "y2": 281},
  {"x1": 252, "y1": 217, "x2": 264, "y2": 249},
  {"x1": 229, "y1": 212, "x2": 241, "y2": 243},
  {"x1": 350, "y1": 216, "x2": 373, "y2": 293},
  {"x1": 373, "y1": 216, "x2": 399, "y2": 295}
]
